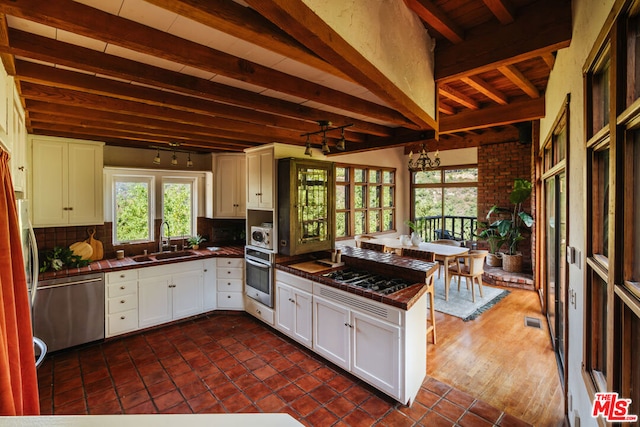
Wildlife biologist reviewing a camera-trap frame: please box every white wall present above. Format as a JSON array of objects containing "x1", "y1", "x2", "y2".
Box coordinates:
[{"x1": 539, "y1": 0, "x2": 615, "y2": 424}]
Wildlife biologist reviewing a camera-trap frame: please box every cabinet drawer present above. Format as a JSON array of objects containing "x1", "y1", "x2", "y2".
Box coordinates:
[
  {"x1": 216, "y1": 258, "x2": 243, "y2": 268},
  {"x1": 245, "y1": 296, "x2": 274, "y2": 325},
  {"x1": 217, "y1": 292, "x2": 244, "y2": 309},
  {"x1": 216, "y1": 278, "x2": 243, "y2": 292},
  {"x1": 107, "y1": 310, "x2": 138, "y2": 337},
  {"x1": 107, "y1": 295, "x2": 137, "y2": 314},
  {"x1": 217, "y1": 267, "x2": 243, "y2": 280},
  {"x1": 106, "y1": 270, "x2": 138, "y2": 284},
  {"x1": 106, "y1": 281, "x2": 137, "y2": 298}
]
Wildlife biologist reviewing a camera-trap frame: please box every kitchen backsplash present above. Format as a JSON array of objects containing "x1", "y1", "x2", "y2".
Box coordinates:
[{"x1": 34, "y1": 217, "x2": 246, "y2": 259}]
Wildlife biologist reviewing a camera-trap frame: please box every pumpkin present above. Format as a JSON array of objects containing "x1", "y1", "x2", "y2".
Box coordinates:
[{"x1": 70, "y1": 242, "x2": 93, "y2": 260}]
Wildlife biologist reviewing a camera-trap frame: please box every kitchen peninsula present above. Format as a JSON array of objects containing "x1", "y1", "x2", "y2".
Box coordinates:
[{"x1": 274, "y1": 246, "x2": 438, "y2": 405}]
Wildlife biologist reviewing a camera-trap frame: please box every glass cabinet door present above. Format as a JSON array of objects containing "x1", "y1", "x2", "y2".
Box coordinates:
[{"x1": 297, "y1": 166, "x2": 330, "y2": 244}]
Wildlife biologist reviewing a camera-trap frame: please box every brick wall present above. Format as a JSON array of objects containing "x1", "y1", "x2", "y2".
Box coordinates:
[{"x1": 477, "y1": 140, "x2": 533, "y2": 272}]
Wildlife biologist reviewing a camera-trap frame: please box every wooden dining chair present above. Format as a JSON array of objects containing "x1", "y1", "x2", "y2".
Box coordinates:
[
  {"x1": 359, "y1": 241, "x2": 387, "y2": 252},
  {"x1": 400, "y1": 248, "x2": 437, "y2": 343},
  {"x1": 430, "y1": 239, "x2": 462, "y2": 279},
  {"x1": 446, "y1": 250, "x2": 489, "y2": 303}
]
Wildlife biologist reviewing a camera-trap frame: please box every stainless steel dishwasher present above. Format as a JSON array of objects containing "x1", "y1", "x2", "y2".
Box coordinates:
[{"x1": 33, "y1": 272, "x2": 105, "y2": 352}]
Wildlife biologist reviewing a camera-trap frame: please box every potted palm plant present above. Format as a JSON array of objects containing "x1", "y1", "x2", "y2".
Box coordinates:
[
  {"x1": 486, "y1": 178, "x2": 533, "y2": 273},
  {"x1": 187, "y1": 234, "x2": 205, "y2": 250},
  {"x1": 474, "y1": 221, "x2": 505, "y2": 267}
]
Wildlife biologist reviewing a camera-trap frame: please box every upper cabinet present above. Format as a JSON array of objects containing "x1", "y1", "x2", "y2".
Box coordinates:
[
  {"x1": 278, "y1": 158, "x2": 335, "y2": 255},
  {"x1": 214, "y1": 154, "x2": 246, "y2": 218},
  {"x1": 246, "y1": 147, "x2": 274, "y2": 210},
  {"x1": 31, "y1": 136, "x2": 104, "y2": 226},
  {"x1": 10, "y1": 82, "x2": 27, "y2": 193}
]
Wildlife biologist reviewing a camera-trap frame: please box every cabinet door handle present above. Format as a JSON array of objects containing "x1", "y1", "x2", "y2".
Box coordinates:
[
  {"x1": 289, "y1": 298, "x2": 294, "y2": 303},
  {"x1": 120, "y1": 300, "x2": 125, "y2": 304},
  {"x1": 120, "y1": 274, "x2": 126, "y2": 278},
  {"x1": 256, "y1": 309, "x2": 261, "y2": 314},
  {"x1": 344, "y1": 323, "x2": 353, "y2": 328},
  {"x1": 120, "y1": 285, "x2": 125, "y2": 289},
  {"x1": 120, "y1": 316, "x2": 126, "y2": 320},
  {"x1": 204, "y1": 269, "x2": 208, "y2": 272},
  {"x1": 18, "y1": 166, "x2": 24, "y2": 171},
  {"x1": 227, "y1": 295, "x2": 231, "y2": 298}
]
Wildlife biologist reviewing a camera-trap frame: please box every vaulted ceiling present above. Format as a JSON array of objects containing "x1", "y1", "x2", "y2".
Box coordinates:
[{"x1": 0, "y1": 0, "x2": 571, "y2": 154}]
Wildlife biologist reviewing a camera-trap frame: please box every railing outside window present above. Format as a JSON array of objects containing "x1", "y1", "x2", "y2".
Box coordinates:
[{"x1": 412, "y1": 215, "x2": 478, "y2": 242}]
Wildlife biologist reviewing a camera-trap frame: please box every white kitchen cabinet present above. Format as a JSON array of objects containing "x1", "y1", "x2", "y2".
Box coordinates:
[
  {"x1": 312, "y1": 284, "x2": 404, "y2": 402},
  {"x1": 275, "y1": 271, "x2": 313, "y2": 348},
  {"x1": 214, "y1": 154, "x2": 246, "y2": 218},
  {"x1": 31, "y1": 136, "x2": 104, "y2": 226},
  {"x1": 105, "y1": 270, "x2": 139, "y2": 338},
  {"x1": 138, "y1": 261, "x2": 204, "y2": 328},
  {"x1": 246, "y1": 147, "x2": 273, "y2": 209},
  {"x1": 203, "y1": 259, "x2": 217, "y2": 311},
  {"x1": 313, "y1": 295, "x2": 350, "y2": 369},
  {"x1": 351, "y1": 310, "x2": 401, "y2": 398},
  {"x1": 9, "y1": 82, "x2": 27, "y2": 193},
  {"x1": 244, "y1": 296, "x2": 274, "y2": 325},
  {"x1": 216, "y1": 258, "x2": 244, "y2": 310}
]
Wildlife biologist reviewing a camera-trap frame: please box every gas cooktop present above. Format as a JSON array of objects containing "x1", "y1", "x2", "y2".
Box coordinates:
[{"x1": 322, "y1": 269, "x2": 414, "y2": 295}]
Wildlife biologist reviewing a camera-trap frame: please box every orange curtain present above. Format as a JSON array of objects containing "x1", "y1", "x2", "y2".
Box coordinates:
[{"x1": 0, "y1": 149, "x2": 39, "y2": 415}]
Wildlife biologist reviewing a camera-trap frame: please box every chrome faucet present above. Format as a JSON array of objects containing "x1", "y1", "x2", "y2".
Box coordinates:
[{"x1": 159, "y1": 220, "x2": 171, "y2": 252}]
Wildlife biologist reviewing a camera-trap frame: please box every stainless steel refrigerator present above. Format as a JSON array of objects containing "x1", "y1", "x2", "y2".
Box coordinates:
[{"x1": 16, "y1": 199, "x2": 47, "y2": 367}]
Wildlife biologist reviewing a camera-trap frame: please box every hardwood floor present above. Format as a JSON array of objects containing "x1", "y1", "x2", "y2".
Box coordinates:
[{"x1": 427, "y1": 286, "x2": 565, "y2": 426}]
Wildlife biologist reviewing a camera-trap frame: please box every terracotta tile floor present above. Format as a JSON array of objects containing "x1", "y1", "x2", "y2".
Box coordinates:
[{"x1": 38, "y1": 313, "x2": 532, "y2": 426}]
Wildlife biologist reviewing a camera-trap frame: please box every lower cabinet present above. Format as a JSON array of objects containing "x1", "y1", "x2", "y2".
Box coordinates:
[
  {"x1": 105, "y1": 270, "x2": 139, "y2": 338},
  {"x1": 275, "y1": 281, "x2": 313, "y2": 348},
  {"x1": 203, "y1": 259, "x2": 217, "y2": 311},
  {"x1": 244, "y1": 296, "x2": 274, "y2": 325},
  {"x1": 216, "y1": 258, "x2": 244, "y2": 310},
  {"x1": 313, "y1": 293, "x2": 401, "y2": 400},
  {"x1": 138, "y1": 261, "x2": 204, "y2": 329}
]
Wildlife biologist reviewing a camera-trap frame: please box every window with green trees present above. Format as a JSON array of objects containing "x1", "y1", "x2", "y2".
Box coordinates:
[
  {"x1": 112, "y1": 173, "x2": 198, "y2": 244},
  {"x1": 114, "y1": 176, "x2": 153, "y2": 243},
  {"x1": 411, "y1": 166, "x2": 477, "y2": 241},
  {"x1": 336, "y1": 164, "x2": 395, "y2": 238}
]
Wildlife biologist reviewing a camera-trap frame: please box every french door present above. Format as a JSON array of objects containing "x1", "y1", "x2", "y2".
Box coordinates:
[{"x1": 544, "y1": 171, "x2": 567, "y2": 382}]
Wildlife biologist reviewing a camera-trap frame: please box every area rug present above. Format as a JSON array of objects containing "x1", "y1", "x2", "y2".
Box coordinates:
[{"x1": 428, "y1": 275, "x2": 510, "y2": 321}]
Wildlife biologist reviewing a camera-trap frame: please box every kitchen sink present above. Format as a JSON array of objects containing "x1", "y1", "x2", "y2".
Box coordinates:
[
  {"x1": 153, "y1": 250, "x2": 197, "y2": 260},
  {"x1": 131, "y1": 251, "x2": 198, "y2": 263},
  {"x1": 132, "y1": 255, "x2": 153, "y2": 263}
]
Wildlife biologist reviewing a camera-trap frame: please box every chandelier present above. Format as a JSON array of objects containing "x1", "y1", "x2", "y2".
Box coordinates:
[
  {"x1": 408, "y1": 144, "x2": 440, "y2": 171},
  {"x1": 301, "y1": 120, "x2": 353, "y2": 156}
]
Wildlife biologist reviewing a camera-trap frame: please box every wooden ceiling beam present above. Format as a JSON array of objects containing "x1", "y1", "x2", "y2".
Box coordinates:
[
  {"x1": 435, "y1": 0, "x2": 571, "y2": 82},
  {"x1": 19, "y1": 82, "x2": 304, "y2": 144},
  {"x1": 439, "y1": 97, "x2": 544, "y2": 133},
  {"x1": 245, "y1": 0, "x2": 436, "y2": 130},
  {"x1": 402, "y1": 0, "x2": 464, "y2": 43},
  {"x1": 29, "y1": 122, "x2": 255, "y2": 151},
  {"x1": 402, "y1": 126, "x2": 520, "y2": 153},
  {"x1": 0, "y1": 0, "x2": 412, "y2": 127},
  {"x1": 498, "y1": 64, "x2": 540, "y2": 98},
  {"x1": 336, "y1": 129, "x2": 436, "y2": 155},
  {"x1": 0, "y1": 14, "x2": 15, "y2": 75},
  {"x1": 461, "y1": 75, "x2": 508, "y2": 105},
  {"x1": 144, "y1": 0, "x2": 352, "y2": 82},
  {"x1": 4, "y1": 30, "x2": 391, "y2": 137},
  {"x1": 438, "y1": 101, "x2": 456, "y2": 115},
  {"x1": 482, "y1": 0, "x2": 515, "y2": 24},
  {"x1": 439, "y1": 84, "x2": 480, "y2": 110},
  {"x1": 541, "y1": 52, "x2": 556, "y2": 70}
]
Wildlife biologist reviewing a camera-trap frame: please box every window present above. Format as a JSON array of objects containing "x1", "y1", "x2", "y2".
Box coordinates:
[
  {"x1": 410, "y1": 166, "x2": 478, "y2": 241},
  {"x1": 162, "y1": 178, "x2": 195, "y2": 237},
  {"x1": 335, "y1": 164, "x2": 395, "y2": 238},
  {"x1": 107, "y1": 168, "x2": 203, "y2": 245},
  {"x1": 114, "y1": 176, "x2": 153, "y2": 244},
  {"x1": 583, "y1": 0, "x2": 640, "y2": 403}
]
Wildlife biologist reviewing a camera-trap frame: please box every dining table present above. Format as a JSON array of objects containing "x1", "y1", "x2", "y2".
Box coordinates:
[{"x1": 371, "y1": 237, "x2": 470, "y2": 300}]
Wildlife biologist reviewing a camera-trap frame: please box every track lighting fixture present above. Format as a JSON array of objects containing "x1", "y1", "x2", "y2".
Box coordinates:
[
  {"x1": 301, "y1": 120, "x2": 353, "y2": 156},
  {"x1": 150, "y1": 143, "x2": 196, "y2": 168},
  {"x1": 304, "y1": 135, "x2": 312, "y2": 156}
]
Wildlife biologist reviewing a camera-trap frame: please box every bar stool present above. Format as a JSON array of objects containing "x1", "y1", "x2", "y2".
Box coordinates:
[{"x1": 400, "y1": 248, "x2": 437, "y2": 344}]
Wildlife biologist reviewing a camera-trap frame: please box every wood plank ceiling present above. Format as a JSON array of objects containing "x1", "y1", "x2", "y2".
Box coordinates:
[{"x1": 0, "y1": 0, "x2": 571, "y2": 154}]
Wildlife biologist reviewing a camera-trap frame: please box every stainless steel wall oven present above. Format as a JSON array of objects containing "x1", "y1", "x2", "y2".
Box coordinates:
[{"x1": 245, "y1": 247, "x2": 274, "y2": 308}]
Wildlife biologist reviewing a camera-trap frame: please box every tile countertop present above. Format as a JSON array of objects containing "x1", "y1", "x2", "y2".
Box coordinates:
[
  {"x1": 39, "y1": 245, "x2": 245, "y2": 280},
  {"x1": 275, "y1": 246, "x2": 439, "y2": 311}
]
